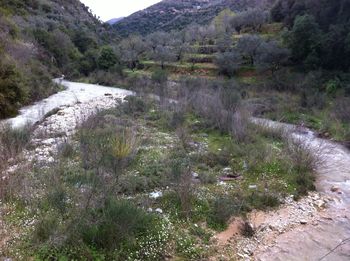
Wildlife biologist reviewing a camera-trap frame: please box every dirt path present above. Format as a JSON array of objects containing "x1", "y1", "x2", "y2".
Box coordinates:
[{"x1": 216, "y1": 118, "x2": 350, "y2": 261}]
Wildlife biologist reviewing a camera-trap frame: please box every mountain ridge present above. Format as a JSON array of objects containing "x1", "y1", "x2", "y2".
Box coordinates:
[{"x1": 113, "y1": 0, "x2": 273, "y2": 36}]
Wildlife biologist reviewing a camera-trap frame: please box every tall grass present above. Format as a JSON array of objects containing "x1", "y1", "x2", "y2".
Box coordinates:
[
  {"x1": 0, "y1": 123, "x2": 32, "y2": 163},
  {"x1": 0, "y1": 123, "x2": 32, "y2": 199}
]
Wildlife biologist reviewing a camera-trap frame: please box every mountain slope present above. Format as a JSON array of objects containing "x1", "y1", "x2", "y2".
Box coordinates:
[
  {"x1": 113, "y1": 0, "x2": 271, "y2": 36},
  {"x1": 0, "y1": 0, "x2": 117, "y2": 119}
]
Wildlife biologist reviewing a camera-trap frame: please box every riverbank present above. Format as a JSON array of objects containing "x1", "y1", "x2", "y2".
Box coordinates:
[
  {"x1": 216, "y1": 120, "x2": 350, "y2": 260},
  {"x1": 1, "y1": 82, "x2": 131, "y2": 256},
  {"x1": 1, "y1": 82, "x2": 349, "y2": 260}
]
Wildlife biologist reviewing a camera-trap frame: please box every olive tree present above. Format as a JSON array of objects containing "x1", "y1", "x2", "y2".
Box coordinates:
[
  {"x1": 256, "y1": 41, "x2": 290, "y2": 74},
  {"x1": 215, "y1": 51, "x2": 242, "y2": 77},
  {"x1": 167, "y1": 30, "x2": 190, "y2": 61},
  {"x1": 145, "y1": 31, "x2": 170, "y2": 51},
  {"x1": 230, "y1": 8, "x2": 268, "y2": 33},
  {"x1": 151, "y1": 45, "x2": 175, "y2": 69},
  {"x1": 119, "y1": 35, "x2": 146, "y2": 70},
  {"x1": 236, "y1": 35, "x2": 263, "y2": 66}
]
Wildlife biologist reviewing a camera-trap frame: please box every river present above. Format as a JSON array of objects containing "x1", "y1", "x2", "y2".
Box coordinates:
[
  {"x1": 4, "y1": 80, "x2": 132, "y2": 128},
  {"x1": 252, "y1": 118, "x2": 350, "y2": 261}
]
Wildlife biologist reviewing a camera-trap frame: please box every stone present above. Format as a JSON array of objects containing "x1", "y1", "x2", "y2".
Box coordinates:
[
  {"x1": 299, "y1": 206, "x2": 306, "y2": 211},
  {"x1": 314, "y1": 200, "x2": 326, "y2": 208},
  {"x1": 243, "y1": 248, "x2": 252, "y2": 255},
  {"x1": 331, "y1": 186, "x2": 340, "y2": 193},
  {"x1": 300, "y1": 220, "x2": 308, "y2": 225},
  {"x1": 192, "y1": 172, "x2": 199, "y2": 179},
  {"x1": 149, "y1": 191, "x2": 163, "y2": 199}
]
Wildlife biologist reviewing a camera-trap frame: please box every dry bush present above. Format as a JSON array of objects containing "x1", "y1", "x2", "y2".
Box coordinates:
[
  {"x1": 284, "y1": 135, "x2": 326, "y2": 197},
  {"x1": 78, "y1": 111, "x2": 138, "y2": 188},
  {"x1": 0, "y1": 163, "x2": 35, "y2": 203},
  {"x1": 285, "y1": 136, "x2": 322, "y2": 173},
  {"x1": 0, "y1": 123, "x2": 32, "y2": 171},
  {"x1": 255, "y1": 121, "x2": 287, "y2": 141},
  {"x1": 230, "y1": 106, "x2": 252, "y2": 143},
  {"x1": 176, "y1": 169, "x2": 193, "y2": 218},
  {"x1": 191, "y1": 87, "x2": 230, "y2": 131},
  {"x1": 167, "y1": 145, "x2": 193, "y2": 218}
]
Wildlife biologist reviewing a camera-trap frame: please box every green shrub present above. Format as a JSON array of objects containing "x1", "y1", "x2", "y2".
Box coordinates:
[
  {"x1": 78, "y1": 114, "x2": 137, "y2": 177},
  {"x1": 58, "y1": 142, "x2": 75, "y2": 159},
  {"x1": 202, "y1": 150, "x2": 231, "y2": 167},
  {"x1": 97, "y1": 46, "x2": 118, "y2": 70},
  {"x1": 0, "y1": 62, "x2": 26, "y2": 118},
  {"x1": 34, "y1": 215, "x2": 59, "y2": 243},
  {"x1": 45, "y1": 185, "x2": 68, "y2": 214},
  {"x1": 325, "y1": 78, "x2": 342, "y2": 95},
  {"x1": 207, "y1": 197, "x2": 240, "y2": 231},
  {"x1": 294, "y1": 172, "x2": 316, "y2": 198},
  {"x1": 246, "y1": 193, "x2": 280, "y2": 210},
  {"x1": 79, "y1": 199, "x2": 157, "y2": 251},
  {"x1": 118, "y1": 173, "x2": 149, "y2": 194},
  {"x1": 199, "y1": 171, "x2": 217, "y2": 184},
  {"x1": 35, "y1": 200, "x2": 161, "y2": 259},
  {"x1": 123, "y1": 95, "x2": 148, "y2": 115},
  {"x1": 151, "y1": 69, "x2": 168, "y2": 85},
  {"x1": 189, "y1": 225, "x2": 212, "y2": 244}
]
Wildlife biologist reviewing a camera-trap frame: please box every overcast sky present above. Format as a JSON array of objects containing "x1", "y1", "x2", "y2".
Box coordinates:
[{"x1": 80, "y1": 0, "x2": 162, "y2": 21}]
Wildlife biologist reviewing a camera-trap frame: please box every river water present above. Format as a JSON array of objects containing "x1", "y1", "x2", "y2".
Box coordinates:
[
  {"x1": 4, "y1": 80, "x2": 132, "y2": 128},
  {"x1": 252, "y1": 118, "x2": 350, "y2": 261}
]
